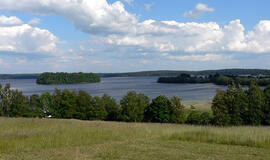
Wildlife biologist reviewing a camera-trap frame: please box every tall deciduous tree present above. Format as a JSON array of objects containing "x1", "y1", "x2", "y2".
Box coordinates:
[
  {"x1": 40, "y1": 92, "x2": 53, "y2": 117},
  {"x1": 120, "y1": 91, "x2": 150, "y2": 122},
  {"x1": 9, "y1": 90, "x2": 29, "y2": 117},
  {"x1": 170, "y1": 96, "x2": 185, "y2": 123},
  {"x1": 0, "y1": 84, "x2": 13, "y2": 117},
  {"x1": 144, "y1": 95, "x2": 172, "y2": 123},
  {"x1": 29, "y1": 94, "x2": 45, "y2": 117},
  {"x1": 76, "y1": 90, "x2": 94, "y2": 120},
  {"x1": 51, "y1": 89, "x2": 77, "y2": 119}
]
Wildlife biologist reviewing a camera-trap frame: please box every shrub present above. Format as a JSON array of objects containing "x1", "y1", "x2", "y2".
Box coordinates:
[
  {"x1": 199, "y1": 112, "x2": 212, "y2": 125},
  {"x1": 186, "y1": 111, "x2": 201, "y2": 125}
]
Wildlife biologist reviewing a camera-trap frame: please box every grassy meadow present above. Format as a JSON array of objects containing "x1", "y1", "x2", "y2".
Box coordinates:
[
  {"x1": 0, "y1": 118, "x2": 270, "y2": 160},
  {"x1": 183, "y1": 101, "x2": 212, "y2": 111}
]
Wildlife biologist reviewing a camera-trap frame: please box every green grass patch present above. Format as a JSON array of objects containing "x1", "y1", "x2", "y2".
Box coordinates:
[
  {"x1": 168, "y1": 126, "x2": 270, "y2": 148},
  {"x1": 0, "y1": 118, "x2": 270, "y2": 160}
]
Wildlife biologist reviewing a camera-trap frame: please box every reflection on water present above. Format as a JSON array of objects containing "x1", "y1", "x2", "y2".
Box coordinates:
[{"x1": 0, "y1": 77, "x2": 228, "y2": 102}]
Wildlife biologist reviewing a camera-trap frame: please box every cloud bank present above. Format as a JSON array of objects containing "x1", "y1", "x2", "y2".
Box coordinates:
[
  {"x1": 0, "y1": 0, "x2": 269, "y2": 56},
  {"x1": 0, "y1": 0, "x2": 270, "y2": 72}
]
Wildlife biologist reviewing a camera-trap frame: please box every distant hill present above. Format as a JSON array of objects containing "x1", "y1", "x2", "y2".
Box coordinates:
[
  {"x1": 0, "y1": 74, "x2": 40, "y2": 79},
  {"x1": 98, "y1": 69, "x2": 270, "y2": 77},
  {"x1": 1, "y1": 69, "x2": 270, "y2": 79}
]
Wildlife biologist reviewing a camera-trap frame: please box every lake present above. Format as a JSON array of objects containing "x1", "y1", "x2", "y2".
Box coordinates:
[{"x1": 0, "y1": 77, "x2": 228, "y2": 102}]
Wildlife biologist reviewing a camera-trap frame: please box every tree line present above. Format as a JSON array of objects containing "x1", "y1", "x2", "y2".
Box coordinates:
[
  {"x1": 100, "y1": 69, "x2": 270, "y2": 77},
  {"x1": 158, "y1": 74, "x2": 270, "y2": 86},
  {"x1": 212, "y1": 81, "x2": 270, "y2": 126},
  {"x1": 1, "y1": 82, "x2": 269, "y2": 126},
  {"x1": 1, "y1": 69, "x2": 270, "y2": 80},
  {"x1": 0, "y1": 84, "x2": 187, "y2": 123},
  {"x1": 36, "y1": 72, "x2": 101, "y2": 85}
]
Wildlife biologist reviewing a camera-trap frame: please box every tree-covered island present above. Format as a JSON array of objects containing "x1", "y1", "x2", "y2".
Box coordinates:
[
  {"x1": 36, "y1": 72, "x2": 101, "y2": 84},
  {"x1": 158, "y1": 73, "x2": 270, "y2": 86}
]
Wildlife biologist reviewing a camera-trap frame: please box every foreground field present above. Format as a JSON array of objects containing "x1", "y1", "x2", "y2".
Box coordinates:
[{"x1": 0, "y1": 118, "x2": 270, "y2": 160}]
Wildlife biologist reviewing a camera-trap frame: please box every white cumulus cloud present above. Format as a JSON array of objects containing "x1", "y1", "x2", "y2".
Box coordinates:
[
  {"x1": 28, "y1": 18, "x2": 41, "y2": 25},
  {"x1": 184, "y1": 3, "x2": 214, "y2": 19},
  {"x1": 0, "y1": 0, "x2": 138, "y2": 35},
  {"x1": 145, "y1": 2, "x2": 154, "y2": 11},
  {"x1": 0, "y1": 0, "x2": 270, "y2": 64},
  {"x1": 164, "y1": 53, "x2": 231, "y2": 62},
  {"x1": 0, "y1": 15, "x2": 23, "y2": 26},
  {"x1": 0, "y1": 15, "x2": 58, "y2": 54}
]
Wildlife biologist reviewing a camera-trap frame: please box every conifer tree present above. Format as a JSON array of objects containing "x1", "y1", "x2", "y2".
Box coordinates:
[
  {"x1": 226, "y1": 84, "x2": 238, "y2": 125},
  {"x1": 102, "y1": 94, "x2": 121, "y2": 121},
  {"x1": 234, "y1": 84, "x2": 248, "y2": 125},
  {"x1": 212, "y1": 89, "x2": 230, "y2": 126},
  {"x1": 247, "y1": 81, "x2": 265, "y2": 125},
  {"x1": 263, "y1": 85, "x2": 270, "y2": 124}
]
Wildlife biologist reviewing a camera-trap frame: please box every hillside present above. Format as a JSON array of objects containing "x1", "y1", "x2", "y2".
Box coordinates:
[{"x1": 0, "y1": 118, "x2": 270, "y2": 160}]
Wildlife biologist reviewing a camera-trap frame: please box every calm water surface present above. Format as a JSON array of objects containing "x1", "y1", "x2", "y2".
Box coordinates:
[{"x1": 0, "y1": 77, "x2": 228, "y2": 102}]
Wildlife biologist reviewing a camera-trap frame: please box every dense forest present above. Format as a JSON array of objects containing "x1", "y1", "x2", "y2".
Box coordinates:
[
  {"x1": 1, "y1": 81, "x2": 270, "y2": 126},
  {"x1": 158, "y1": 74, "x2": 270, "y2": 86},
  {"x1": 1, "y1": 69, "x2": 270, "y2": 79},
  {"x1": 0, "y1": 74, "x2": 39, "y2": 79},
  {"x1": 36, "y1": 72, "x2": 101, "y2": 84}
]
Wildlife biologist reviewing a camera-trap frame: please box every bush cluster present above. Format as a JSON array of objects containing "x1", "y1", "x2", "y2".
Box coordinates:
[{"x1": 186, "y1": 111, "x2": 212, "y2": 125}]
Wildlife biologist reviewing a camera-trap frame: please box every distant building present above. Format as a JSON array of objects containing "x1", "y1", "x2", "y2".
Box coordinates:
[{"x1": 195, "y1": 75, "x2": 209, "y2": 79}]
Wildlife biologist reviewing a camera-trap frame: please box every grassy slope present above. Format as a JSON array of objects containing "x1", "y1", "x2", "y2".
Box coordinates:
[
  {"x1": 183, "y1": 101, "x2": 212, "y2": 111},
  {"x1": 1, "y1": 118, "x2": 270, "y2": 160}
]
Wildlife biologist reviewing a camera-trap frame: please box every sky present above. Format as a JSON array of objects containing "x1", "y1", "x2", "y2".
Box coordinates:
[{"x1": 0, "y1": 0, "x2": 270, "y2": 73}]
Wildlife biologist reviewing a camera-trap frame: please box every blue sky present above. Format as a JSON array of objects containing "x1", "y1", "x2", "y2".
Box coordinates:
[{"x1": 0, "y1": 0, "x2": 270, "y2": 73}]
